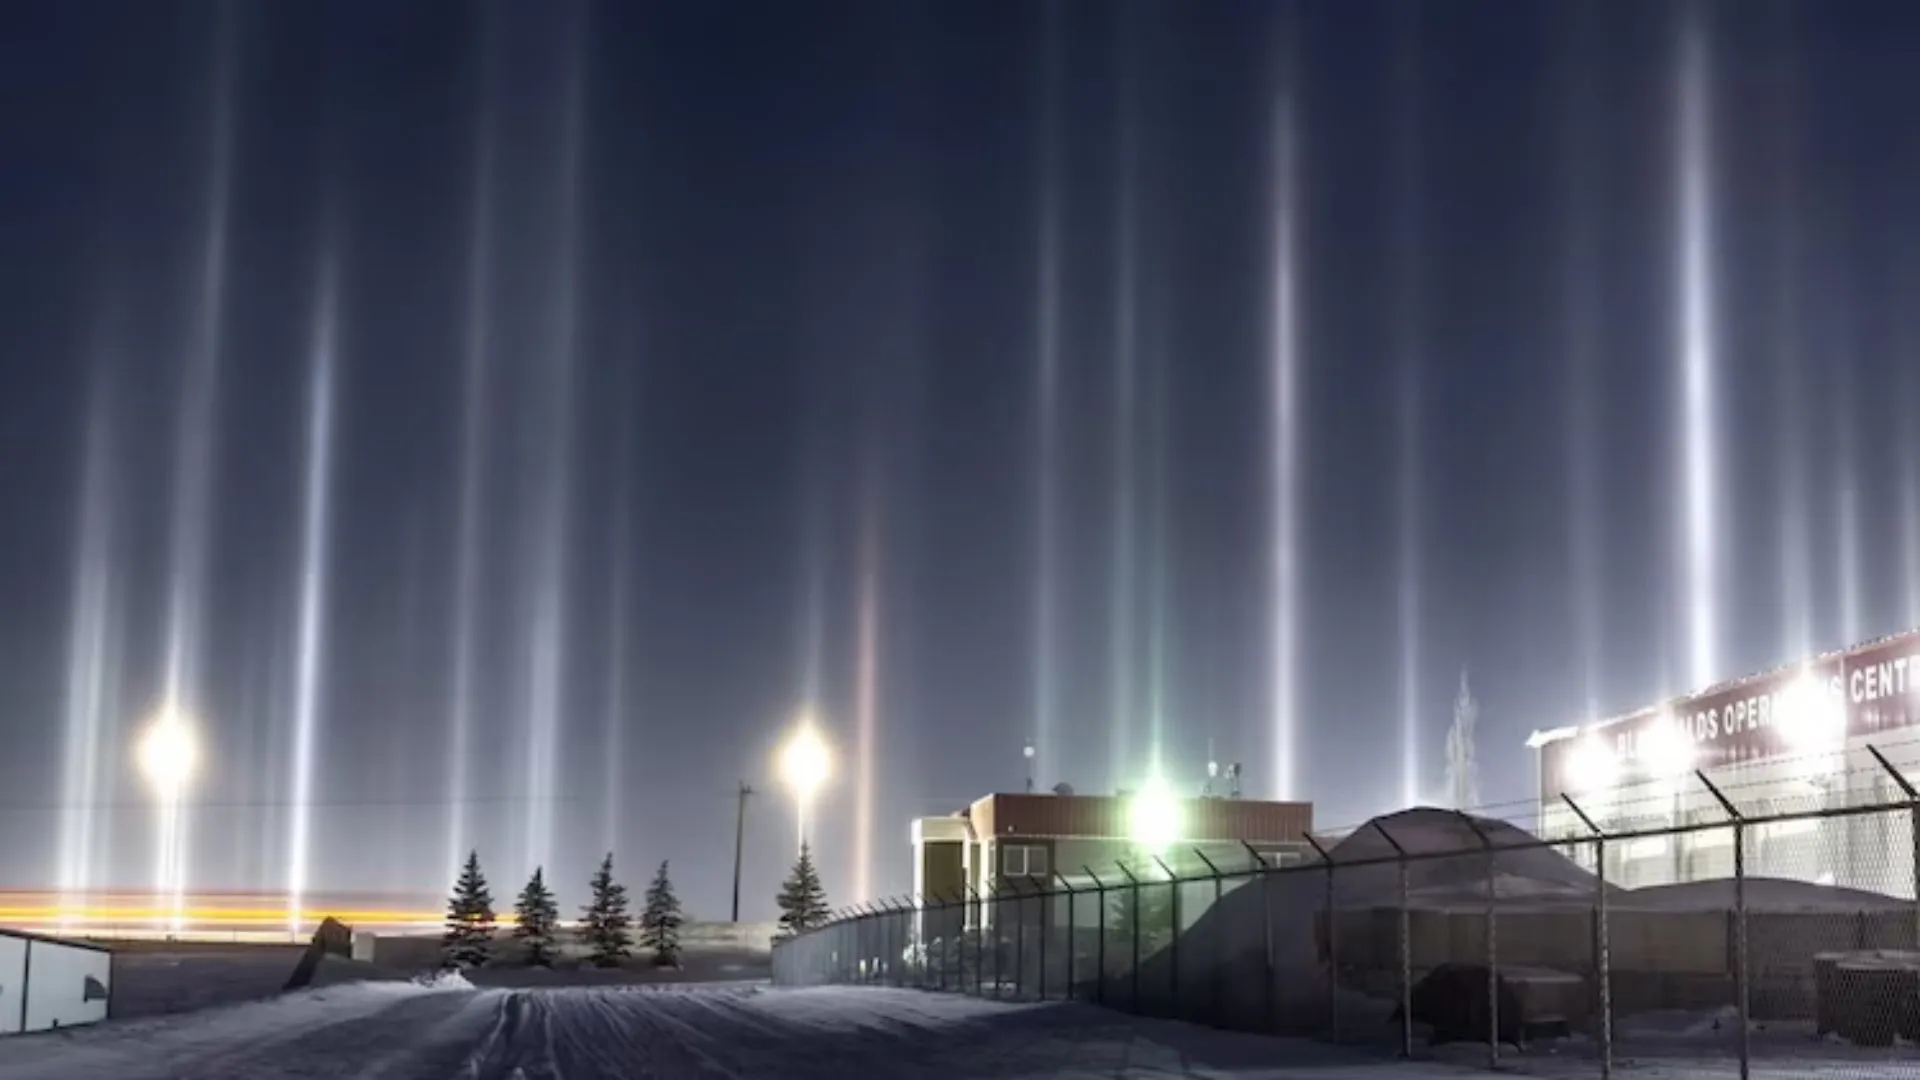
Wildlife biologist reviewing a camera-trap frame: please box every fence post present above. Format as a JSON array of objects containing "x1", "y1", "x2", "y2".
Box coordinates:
[
  {"x1": 1056, "y1": 871, "x2": 1078, "y2": 1001},
  {"x1": 1037, "y1": 879, "x2": 1049, "y2": 1002},
  {"x1": 1456, "y1": 812, "x2": 1498, "y2": 1069},
  {"x1": 911, "y1": 895, "x2": 926, "y2": 988},
  {"x1": 1086, "y1": 866, "x2": 1108, "y2": 1006},
  {"x1": 1154, "y1": 855, "x2": 1178, "y2": 1017},
  {"x1": 854, "y1": 906, "x2": 869, "y2": 983},
  {"x1": 898, "y1": 897, "x2": 911, "y2": 987},
  {"x1": 883, "y1": 900, "x2": 897, "y2": 986},
  {"x1": 968, "y1": 885, "x2": 984, "y2": 996},
  {"x1": 931, "y1": 893, "x2": 944, "y2": 991},
  {"x1": 1371, "y1": 821, "x2": 1414, "y2": 1059},
  {"x1": 1194, "y1": 848, "x2": 1225, "y2": 1025},
  {"x1": 1563, "y1": 794, "x2": 1611, "y2": 1080},
  {"x1": 953, "y1": 891, "x2": 965, "y2": 992},
  {"x1": 1116, "y1": 860, "x2": 1141, "y2": 1013},
  {"x1": 1011, "y1": 879, "x2": 1028, "y2": 1001},
  {"x1": 1698, "y1": 770, "x2": 1748, "y2": 1080},
  {"x1": 860, "y1": 905, "x2": 873, "y2": 984},
  {"x1": 1868, "y1": 745, "x2": 1920, "y2": 943},
  {"x1": 1303, "y1": 833, "x2": 1337, "y2": 1039},
  {"x1": 989, "y1": 884, "x2": 1003, "y2": 999},
  {"x1": 926, "y1": 893, "x2": 942, "y2": 992},
  {"x1": 940, "y1": 887, "x2": 956, "y2": 991},
  {"x1": 1242, "y1": 841, "x2": 1274, "y2": 1032},
  {"x1": 889, "y1": 898, "x2": 905, "y2": 987}
]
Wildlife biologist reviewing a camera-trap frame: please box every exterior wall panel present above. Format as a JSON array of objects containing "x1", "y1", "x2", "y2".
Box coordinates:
[
  {"x1": 977, "y1": 793, "x2": 1311, "y2": 843},
  {"x1": 22, "y1": 939, "x2": 111, "y2": 1032},
  {"x1": 0, "y1": 931, "x2": 112, "y2": 1036},
  {"x1": 0, "y1": 936, "x2": 23, "y2": 1036}
]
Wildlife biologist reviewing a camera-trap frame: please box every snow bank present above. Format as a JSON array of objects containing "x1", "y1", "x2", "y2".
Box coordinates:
[
  {"x1": 1620, "y1": 877, "x2": 1913, "y2": 913},
  {"x1": 107, "y1": 947, "x2": 411, "y2": 1020},
  {"x1": 0, "y1": 978, "x2": 476, "y2": 1079}
]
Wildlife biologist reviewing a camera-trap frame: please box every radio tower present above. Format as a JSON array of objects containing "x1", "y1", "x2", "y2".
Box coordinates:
[{"x1": 1446, "y1": 669, "x2": 1481, "y2": 811}]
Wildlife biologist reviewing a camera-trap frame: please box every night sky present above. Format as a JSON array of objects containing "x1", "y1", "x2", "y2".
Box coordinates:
[{"x1": 5, "y1": 0, "x2": 1920, "y2": 920}]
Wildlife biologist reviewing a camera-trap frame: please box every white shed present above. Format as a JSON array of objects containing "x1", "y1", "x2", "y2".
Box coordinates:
[{"x1": 0, "y1": 929, "x2": 111, "y2": 1035}]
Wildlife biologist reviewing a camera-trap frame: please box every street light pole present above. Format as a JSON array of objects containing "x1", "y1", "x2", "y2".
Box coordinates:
[{"x1": 732, "y1": 781, "x2": 754, "y2": 923}]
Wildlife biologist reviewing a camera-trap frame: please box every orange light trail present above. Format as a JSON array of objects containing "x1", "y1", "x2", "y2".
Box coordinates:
[{"x1": 0, "y1": 890, "x2": 463, "y2": 936}]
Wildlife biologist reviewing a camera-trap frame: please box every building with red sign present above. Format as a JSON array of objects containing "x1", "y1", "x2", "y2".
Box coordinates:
[{"x1": 1529, "y1": 628, "x2": 1920, "y2": 893}]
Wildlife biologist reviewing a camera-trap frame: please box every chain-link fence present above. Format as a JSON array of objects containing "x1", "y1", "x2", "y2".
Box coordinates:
[{"x1": 772, "y1": 762, "x2": 1920, "y2": 1078}]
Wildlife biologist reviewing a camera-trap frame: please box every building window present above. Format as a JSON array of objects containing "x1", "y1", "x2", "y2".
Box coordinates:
[{"x1": 1002, "y1": 843, "x2": 1048, "y2": 877}]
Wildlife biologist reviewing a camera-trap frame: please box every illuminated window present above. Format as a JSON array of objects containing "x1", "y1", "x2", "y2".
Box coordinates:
[{"x1": 1001, "y1": 844, "x2": 1048, "y2": 877}]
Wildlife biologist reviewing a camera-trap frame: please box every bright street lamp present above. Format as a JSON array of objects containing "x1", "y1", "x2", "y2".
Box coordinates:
[
  {"x1": 136, "y1": 708, "x2": 201, "y2": 936},
  {"x1": 1127, "y1": 776, "x2": 1184, "y2": 855},
  {"x1": 137, "y1": 710, "x2": 200, "y2": 799},
  {"x1": 778, "y1": 719, "x2": 832, "y2": 850}
]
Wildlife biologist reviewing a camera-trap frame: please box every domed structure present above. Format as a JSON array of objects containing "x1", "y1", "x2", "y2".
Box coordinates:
[{"x1": 1324, "y1": 806, "x2": 1608, "y2": 906}]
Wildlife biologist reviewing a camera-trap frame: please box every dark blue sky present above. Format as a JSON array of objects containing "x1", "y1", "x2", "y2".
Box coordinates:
[{"x1": 4, "y1": 0, "x2": 1920, "y2": 919}]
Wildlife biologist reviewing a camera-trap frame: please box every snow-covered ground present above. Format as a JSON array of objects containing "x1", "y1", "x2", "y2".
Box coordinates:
[
  {"x1": 3, "y1": 977, "x2": 1913, "y2": 1079},
  {"x1": 0, "y1": 979, "x2": 1480, "y2": 1080}
]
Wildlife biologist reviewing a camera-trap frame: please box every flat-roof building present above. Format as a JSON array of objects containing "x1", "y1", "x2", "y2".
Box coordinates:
[{"x1": 909, "y1": 790, "x2": 1313, "y2": 942}]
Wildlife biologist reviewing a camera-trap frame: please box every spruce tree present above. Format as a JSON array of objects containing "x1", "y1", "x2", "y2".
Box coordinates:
[
  {"x1": 441, "y1": 850, "x2": 496, "y2": 969},
  {"x1": 1103, "y1": 854, "x2": 1175, "y2": 960},
  {"x1": 581, "y1": 852, "x2": 635, "y2": 967},
  {"x1": 639, "y1": 860, "x2": 685, "y2": 968},
  {"x1": 512, "y1": 866, "x2": 561, "y2": 966},
  {"x1": 775, "y1": 842, "x2": 831, "y2": 937}
]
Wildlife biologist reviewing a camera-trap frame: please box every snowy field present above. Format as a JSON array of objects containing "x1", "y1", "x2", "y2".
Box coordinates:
[
  {"x1": 3, "y1": 974, "x2": 1915, "y2": 1079},
  {"x1": 0, "y1": 979, "x2": 1482, "y2": 1080}
]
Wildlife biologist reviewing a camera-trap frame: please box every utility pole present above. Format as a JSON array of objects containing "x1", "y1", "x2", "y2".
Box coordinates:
[{"x1": 731, "y1": 781, "x2": 754, "y2": 923}]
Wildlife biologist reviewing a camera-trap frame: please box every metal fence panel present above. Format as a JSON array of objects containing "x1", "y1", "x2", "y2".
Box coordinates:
[{"x1": 771, "y1": 777, "x2": 1920, "y2": 1080}]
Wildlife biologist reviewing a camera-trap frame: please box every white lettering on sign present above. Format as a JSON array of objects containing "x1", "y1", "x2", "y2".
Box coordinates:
[
  {"x1": 1605, "y1": 671, "x2": 1842, "y2": 763},
  {"x1": 1850, "y1": 650, "x2": 1920, "y2": 704}
]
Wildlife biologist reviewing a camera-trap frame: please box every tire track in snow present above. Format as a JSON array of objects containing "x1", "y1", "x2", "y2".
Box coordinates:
[{"x1": 1, "y1": 982, "x2": 1268, "y2": 1078}]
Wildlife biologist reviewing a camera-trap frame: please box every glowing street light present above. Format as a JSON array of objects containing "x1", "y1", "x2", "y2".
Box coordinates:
[
  {"x1": 778, "y1": 718, "x2": 832, "y2": 851},
  {"x1": 136, "y1": 708, "x2": 200, "y2": 936},
  {"x1": 1126, "y1": 776, "x2": 1184, "y2": 855},
  {"x1": 1565, "y1": 734, "x2": 1619, "y2": 795},
  {"x1": 137, "y1": 709, "x2": 200, "y2": 799}
]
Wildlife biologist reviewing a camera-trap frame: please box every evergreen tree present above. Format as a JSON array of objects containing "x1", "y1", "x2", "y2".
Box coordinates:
[
  {"x1": 1103, "y1": 853, "x2": 1175, "y2": 961},
  {"x1": 580, "y1": 852, "x2": 635, "y2": 967},
  {"x1": 639, "y1": 860, "x2": 685, "y2": 968},
  {"x1": 775, "y1": 842, "x2": 831, "y2": 937},
  {"x1": 512, "y1": 866, "x2": 561, "y2": 966},
  {"x1": 441, "y1": 850, "x2": 496, "y2": 969}
]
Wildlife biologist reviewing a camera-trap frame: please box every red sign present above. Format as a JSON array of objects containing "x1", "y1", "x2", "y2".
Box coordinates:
[{"x1": 1538, "y1": 629, "x2": 1920, "y2": 798}]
